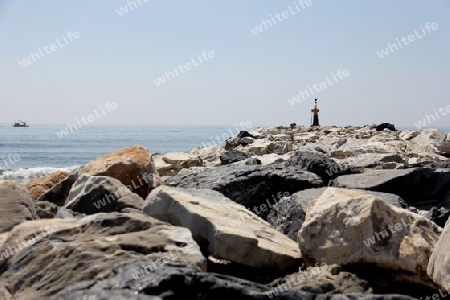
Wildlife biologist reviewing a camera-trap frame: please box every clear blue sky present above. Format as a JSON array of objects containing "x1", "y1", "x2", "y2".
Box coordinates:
[{"x1": 0, "y1": 0, "x2": 449, "y2": 127}]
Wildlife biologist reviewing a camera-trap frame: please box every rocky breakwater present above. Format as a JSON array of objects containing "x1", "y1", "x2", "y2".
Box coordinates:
[{"x1": 0, "y1": 125, "x2": 447, "y2": 299}]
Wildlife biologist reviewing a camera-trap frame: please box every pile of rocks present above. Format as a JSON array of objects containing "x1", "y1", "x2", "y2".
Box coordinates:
[{"x1": 0, "y1": 124, "x2": 448, "y2": 299}]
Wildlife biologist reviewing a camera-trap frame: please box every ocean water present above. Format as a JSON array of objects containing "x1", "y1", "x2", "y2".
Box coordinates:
[
  {"x1": 0, "y1": 124, "x2": 237, "y2": 182},
  {"x1": 0, "y1": 124, "x2": 448, "y2": 182}
]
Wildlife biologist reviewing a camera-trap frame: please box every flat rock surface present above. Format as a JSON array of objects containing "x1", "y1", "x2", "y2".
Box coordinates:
[
  {"x1": 143, "y1": 186, "x2": 302, "y2": 272},
  {"x1": 330, "y1": 168, "x2": 450, "y2": 205}
]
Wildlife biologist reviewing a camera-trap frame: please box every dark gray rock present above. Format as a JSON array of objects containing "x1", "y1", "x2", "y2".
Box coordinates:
[
  {"x1": 37, "y1": 173, "x2": 78, "y2": 206},
  {"x1": 165, "y1": 163, "x2": 323, "y2": 219},
  {"x1": 65, "y1": 175, "x2": 144, "y2": 215},
  {"x1": 376, "y1": 123, "x2": 397, "y2": 131},
  {"x1": 220, "y1": 150, "x2": 250, "y2": 165},
  {"x1": 267, "y1": 188, "x2": 408, "y2": 241},
  {"x1": 285, "y1": 151, "x2": 352, "y2": 184},
  {"x1": 49, "y1": 260, "x2": 416, "y2": 300},
  {"x1": 330, "y1": 168, "x2": 450, "y2": 206},
  {"x1": 429, "y1": 160, "x2": 450, "y2": 168},
  {"x1": 0, "y1": 213, "x2": 205, "y2": 299},
  {"x1": 237, "y1": 131, "x2": 256, "y2": 139},
  {"x1": 422, "y1": 207, "x2": 450, "y2": 228}
]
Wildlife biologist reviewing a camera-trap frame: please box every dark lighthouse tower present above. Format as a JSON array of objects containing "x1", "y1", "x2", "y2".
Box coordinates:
[{"x1": 311, "y1": 99, "x2": 320, "y2": 127}]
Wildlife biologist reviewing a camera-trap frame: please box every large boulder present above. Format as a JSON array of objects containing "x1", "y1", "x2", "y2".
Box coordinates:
[
  {"x1": 428, "y1": 218, "x2": 450, "y2": 292},
  {"x1": 0, "y1": 213, "x2": 205, "y2": 299},
  {"x1": 298, "y1": 188, "x2": 441, "y2": 286},
  {"x1": 65, "y1": 175, "x2": 144, "y2": 214},
  {"x1": 79, "y1": 146, "x2": 161, "y2": 198},
  {"x1": 143, "y1": 186, "x2": 301, "y2": 272},
  {"x1": 165, "y1": 163, "x2": 323, "y2": 219},
  {"x1": 0, "y1": 181, "x2": 37, "y2": 234},
  {"x1": 330, "y1": 168, "x2": 450, "y2": 206},
  {"x1": 267, "y1": 188, "x2": 408, "y2": 241},
  {"x1": 25, "y1": 171, "x2": 69, "y2": 200}
]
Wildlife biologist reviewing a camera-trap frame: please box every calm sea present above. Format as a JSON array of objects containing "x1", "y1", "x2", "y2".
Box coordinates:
[
  {"x1": 0, "y1": 124, "x2": 448, "y2": 182},
  {"x1": 0, "y1": 124, "x2": 238, "y2": 182}
]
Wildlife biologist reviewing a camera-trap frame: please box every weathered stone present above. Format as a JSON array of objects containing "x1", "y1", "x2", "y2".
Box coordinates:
[
  {"x1": 255, "y1": 153, "x2": 293, "y2": 165},
  {"x1": 65, "y1": 175, "x2": 144, "y2": 214},
  {"x1": 267, "y1": 188, "x2": 408, "y2": 241},
  {"x1": 220, "y1": 150, "x2": 250, "y2": 165},
  {"x1": 285, "y1": 151, "x2": 350, "y2": 183},
  {"x1": 298, "y1": 188, "x2": 441, "y2": 286},
  {"x1": 165, "y1": 163, "x2": 323, "y2": 219},
  {"x1": 25, "y1": 171, "x2": 69, "y2": 200},
  {"x1": 330, "y1": 168, "x2": 450, "y2": 206},
  {"x1": 34, "y1": 201, "x2": 57, "y2": 219},
  {"x1": 162, "y1": 152, "x2": 203, "y2": 175},
  {"x1": 0, "y1": 213, "x2": 205, "y2": 299},
  {"x1": 143, "y1": 186, "x2": 301, "y2": 271},
  {"x1": 337, "y1": 153, "x2": 404, "y2": 169},
  {"x1": 49, "y1": 261, "x2": 417, "y2": 299},
  {"x1": 428, "y1": 218, "x2": 450, "y2": 292},
  {"x1": 152, "y1": 154, "x2": 173, "y2": 176},
  {"x1": 0, "y1": 181, "x2": 37, "y2": 234},
  {"x1": 407, "y1": 129, "x2": 446, "y2": 154},
  {"x1": 36, "y1": 173, "x2": 78, "y2": 206},
  {"x1": 79, "y1": 146, "x2": 161, "y2": 198},
  {"x1": 269, "y1": 264, "x2": 370, "y2": 295},
  {"x1": 189, "y1": 145, "x2": 224, "y2": 167}
]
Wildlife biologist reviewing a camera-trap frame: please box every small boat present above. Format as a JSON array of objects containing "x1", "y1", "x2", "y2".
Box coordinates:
[{"x1": 13, "y1": 120, "x2": 29, "y2": 127}]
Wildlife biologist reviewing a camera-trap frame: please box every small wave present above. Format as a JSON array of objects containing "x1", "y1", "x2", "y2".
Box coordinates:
[{"x1": 0, "y1": 166, "x2": 81, "y2": 183}]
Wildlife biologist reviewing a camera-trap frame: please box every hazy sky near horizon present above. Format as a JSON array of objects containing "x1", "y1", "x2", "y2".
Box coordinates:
[{"x1": 0, "y1": 1, "x2": 449, "y2": 127}]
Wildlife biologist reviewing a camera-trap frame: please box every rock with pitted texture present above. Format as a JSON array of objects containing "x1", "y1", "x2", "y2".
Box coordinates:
[
  {"x1": 36, "y1": 173, "x2": 78, "y2": 206},
  {"x1": 65, "y1": 174, "x2": 144, "y2": 214},
  {"x1": 298, "y1": 188, "x2": 441, "y2": 287},
  {"x1": 267, "y1": 188, "x2": 408, "y2": 241},
  {"x1": 0, "y1": 213, "x2": 205, "y2": 299},
  {"x1": 79, "y1": 146, "x2": 161, "y2": 198},
  {"x1": 34, "y1": 201, "x2": 57, "y2": 219}
]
